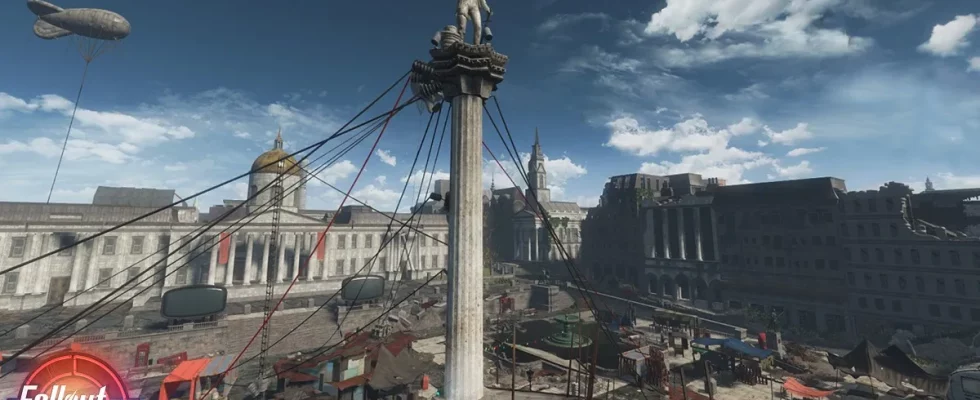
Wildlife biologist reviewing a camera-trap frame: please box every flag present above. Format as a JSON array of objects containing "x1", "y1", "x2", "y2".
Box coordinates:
[
  {"x1": 315, "y1": 231, "x2": 327, "y2": 260},
  {"x1": 218, "y1": 232, "x2": 231, "y2": 265}
]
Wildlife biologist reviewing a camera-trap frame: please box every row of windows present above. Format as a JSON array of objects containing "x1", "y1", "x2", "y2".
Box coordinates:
[
  {"x1": 841, "y1": 222, "x2": 901, "y2": 238},
  {"x1": 333, "y1": 255, "x2": 446, "y2": 276},
  {"x1": 742, "y1": 235, "x2": 837, "y2": 248},
  {"x1": 335, "y1": 233, "x2": 447, "y2": 250},
  {"x1": 0, "y1": 266, "x2": 146, "y2": 294},
  {"x1": 723, "y1": 254, "x2": 839, "y2": 270},
  {"x1": 845, "y1": 247, "x2": 980, "y2": 267},
  {"x1": 846, "y1": 197, "x2": 898, "y2": 214},
  {"x1": 848, "y1": 272, "x2": 979, "y2": 296},
  {"x1": 4, "y1": 234, "x2": 170, "y2": 258},
  {"x1": 856, "y1": 297, "x2": 980, "y2": 321}
]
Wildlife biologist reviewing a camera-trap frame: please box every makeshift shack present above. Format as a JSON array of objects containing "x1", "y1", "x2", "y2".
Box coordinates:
[
  {"x1": 828, "y1": 339, "x2": 949, "y2": 396},
  {"x1": 693, "y1": 337, "x2": 773, "y2": 385},
  {"x1": 158, "y1": 355, "x2": 237, "y2": 400},
  {"x1": 783, "y1": 377, "x2": 836, "y2": 399},
  {"x1": 366, "y1": 346, "x2": 429, "y2": 399}
]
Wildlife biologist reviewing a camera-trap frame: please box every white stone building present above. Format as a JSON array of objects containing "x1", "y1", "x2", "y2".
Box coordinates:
[{"x1": 0, "y1": 134, "x2": 448, "y2": 311}]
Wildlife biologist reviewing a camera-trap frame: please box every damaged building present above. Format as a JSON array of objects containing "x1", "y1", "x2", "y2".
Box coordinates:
[{"x1": 842, "y1": 182, "x2": 980, "y2": 337}]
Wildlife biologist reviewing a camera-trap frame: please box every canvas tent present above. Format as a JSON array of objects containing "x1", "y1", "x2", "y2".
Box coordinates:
[{"x1": 827, "y1": 339, "x2": 948, "y2": 396}]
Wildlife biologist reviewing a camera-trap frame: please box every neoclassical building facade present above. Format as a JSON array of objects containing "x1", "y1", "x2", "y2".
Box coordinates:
[{"x1": 0, "y1": 134, "x2": 448, "y2": 311}]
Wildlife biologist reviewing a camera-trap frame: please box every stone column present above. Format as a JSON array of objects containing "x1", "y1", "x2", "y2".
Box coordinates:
[
  {"x1": 163, "y1": 234, "x2": 177, "y2": 287},
  {"x1": 677, "y1": 209, "x2": 687, "y2": 260},
  {"x1": 208, "y1": 239, "x2": 218, "y2": 285},
  {"x1": 260, "y1": 234, "x2": 270, "y2": 284},
  {"x1": 428, "y1": 38, "x2": 507, "y2": 400},
  {"x1": 243, "y1": 234, "x2": 254, "y2": 284},
  {"x1": 693, "y1": 208, "x2": 704, "y2": 261},
  {"x1": 68, "y1": 234, "x2": 88, "y2": 292},
  {"x1": 225, "y1": 233, "x2": 237, "y2": 286},
  {"x1": 661, "y1": 209, "x2": 671, "y2": 259},
  {"x1": 292, "y1": 233, "x2": 301, "y2": 280},
  {"x1": 645, "y1": 209, "x2": 657, "y2": 258},
  {"x1": 30, "y1": 233, "x2": 48, "y2": 294},
  {"x1": 711, "y1": 209, "x2": 721, "y2": 262},
  {"x1": 276, "y1": 234, "x2": 287, "y2": 282},
  {"x1": 308, "y1": 233, "x2": 317, "y2": 279},
  {"x1": 85, "y1": 236, "x2": 101, "y2": 292}
]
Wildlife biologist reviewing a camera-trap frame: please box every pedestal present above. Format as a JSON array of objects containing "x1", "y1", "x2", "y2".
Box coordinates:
[{"x1": 422, "y1": 37, "x2": 508, "y2": 400}]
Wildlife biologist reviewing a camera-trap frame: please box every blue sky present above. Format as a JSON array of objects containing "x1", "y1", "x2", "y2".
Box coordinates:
[{"x1": 0, "y1": 0, "x2": 978, "y2": 212}]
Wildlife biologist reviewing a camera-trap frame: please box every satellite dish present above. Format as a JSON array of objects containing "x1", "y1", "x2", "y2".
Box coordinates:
[
  {"x1": 341, "y1": 275, "x2": 386, "y2": 303},
  {"x1": 161, "y1": 285, "x2": 228, "y2": 319}
]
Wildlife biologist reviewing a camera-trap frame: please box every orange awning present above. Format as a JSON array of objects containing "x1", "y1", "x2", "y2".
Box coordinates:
[
  {"x1": 783, "y1": 377, "x2": 836, "y2": 398},
  {"x1": 164, "y1": 358, "x2": 211, "y2": 383}
]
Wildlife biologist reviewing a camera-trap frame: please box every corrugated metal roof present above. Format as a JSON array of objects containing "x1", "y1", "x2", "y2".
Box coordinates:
[{"x1": 200, "y1": 354, "x2": 236, "y2": 377}]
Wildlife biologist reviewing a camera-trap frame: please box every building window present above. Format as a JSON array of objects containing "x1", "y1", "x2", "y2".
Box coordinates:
[
  {"x1": 891, "y1": 300, "x2": 902, "y2": 312},
  {"x1": 937, "y1": 278, "x2": 946, "y2": 294},
  {"x1": 868, "y1": 199, "x2": 877, "y2": 212},
  {"x1": 889, "y1": 224, "x2": 898, "y2": 237},
  {"x1": 857, "y1": 225, "x2": 866, "y2": 237},
  {"x1": 898, "y1": 276, "x2": 907, "y2": 290},
  {"x1": 337, "y1": 235, "x2": 347, "y2": 249},
  {"x1": 911, "y1": 249, "x2": 920, "y2": 264},
  {"x1": 928, "y1": 304, "x2": 940, "y2": 317},
  {"x1": 860, "y1": 248, "x2": 869, "y2": 262},
  {"x1": 853, "y1": 200, "x2": 862, "y2": 212},
  {"x1": 951, "y1": 251, "x2": 962, "y2": 266},
  {"x1": 879, "y1": 274, "x2": 888, "y2": 289},
  {"x1": 431, "y1": 255, "x2": 438, "y2": 269},
  {"x1": 127, "y1": 267, "x2": 141, "y2": 284},
  {"x1": 365, "y1": 235, "x2": 374, "y2": 248},
  {"x1": 874, "y1": 298, "x2": 885, "y2": 310},
  {"x1": 955, "y1": 279, "x2": 966, "y2": 295},
  {"x1": 840, "y1": 224, "x2": 849, "y2": 237},
  {"x1": 871, "y1": 223, "x2": 880, "y2": 237},
  {"x1": 885, "y1": 198, "x2": 895, "y2": 211},
  {"x1": 858, "y1": 297, "x2": 868, "y2": 308},
  {"x1": 894, "y1": 249, "x2": 903, "y2": 264},
  {"x1": 421, "y1": 235, "x2": 428, "y2": 247},
  {"x1": 863, "y1": 273, "x2": 872, "y2": 287},
  {"x1": 103, "y1": 237, "x2": 117, "y2": 255},
  {"x1": 1, "y1": 272, "x2": 18, "y2": 294},
  {"x1": 916, "y1": 276, "x2": 925, "y2": 292},
  {"x1": 8, "y1": 237, "x2": 26, "y2": 258},
  {"x1": 131, "y1": 236, "x2": 145, "y2": 254},
  {"x1": 420, "y1": 256, "x2": 427, "y2": 269},
  {"x1": 351, "y1": 235, "x2": 358, "y2": 249},
  {"x1": 931, "y1": 250, "x2": 940, "y2": 265},
  {"x1": 175, "y1": 267, "x2": 188, "y2": 286},
  {"x1": 335, "y1": 259, "x2": 346, "y2": 276},
  {"x1": 349, "y1": 259, "x2": 357, "y2": 274},
  {"x1": 847, "y1": 272, "x2": 855, "y2": 286},
  {"x1": 875, "y1": 248, "x2": 884, "y2": 263},
  {"x1": 950, "y1": 306, "x2": 963, "y2": 320},
  {"x1": 57, "y1": 233, "x2": 76, "y2": 256},
  {"x1": 97, "y1": 268, "x2": 113, "y2": 289},
  {"x1": 844, "y1": 248, "x2": 852, "y2": 261}
]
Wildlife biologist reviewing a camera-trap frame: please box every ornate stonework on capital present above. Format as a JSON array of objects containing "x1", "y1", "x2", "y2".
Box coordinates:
[{"x1": 411, "y1": 24, "x2": 508, "y2": 102}]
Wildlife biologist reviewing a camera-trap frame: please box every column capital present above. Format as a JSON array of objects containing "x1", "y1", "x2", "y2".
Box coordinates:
[{"x1": 415, "y1": 40, "x2": 509, "y2": 101}]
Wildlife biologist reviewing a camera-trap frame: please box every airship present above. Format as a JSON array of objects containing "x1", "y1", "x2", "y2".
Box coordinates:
[{"x1": 27, "y1": 0, "x2": 131, "y2": 41}]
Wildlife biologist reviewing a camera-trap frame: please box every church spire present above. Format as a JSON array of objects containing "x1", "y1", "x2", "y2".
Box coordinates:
[
  {"x1": 925, "y1": 176, "x2": 934, "y2": 192},
  {"x1": 534, "y1": 128, "x2": 540, "y2": 146},
  {"x1": 274, "y1": 127, "x2": 284, "y2": 149}
]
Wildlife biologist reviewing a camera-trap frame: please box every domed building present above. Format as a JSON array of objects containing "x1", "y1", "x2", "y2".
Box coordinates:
[{"x1": 0, "y1": 131, "x2": 449, "y2": 311}]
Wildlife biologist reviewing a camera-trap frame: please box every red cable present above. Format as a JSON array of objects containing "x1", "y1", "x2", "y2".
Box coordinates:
[{"x1": 202, "y1": 80, "x2": 411, "y2": 399}]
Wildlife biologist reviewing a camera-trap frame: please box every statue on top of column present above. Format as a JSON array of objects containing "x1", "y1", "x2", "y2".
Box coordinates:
[{"x1": 456, "y1": 0, "x2": 492, "y2": 44}]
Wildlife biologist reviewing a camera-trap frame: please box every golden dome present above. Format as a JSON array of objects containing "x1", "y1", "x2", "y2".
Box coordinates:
[{"x1": 251, "y1": 129, "x2": 302, "y2": 176}]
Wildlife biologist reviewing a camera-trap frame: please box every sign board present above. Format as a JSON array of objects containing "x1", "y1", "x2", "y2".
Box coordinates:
[
  {"x1": 161, "y1": 284, "x2": 228, "y2": 319},
  {"x1": 340, "y1": 275, "x2": 386, "y2": 303}
]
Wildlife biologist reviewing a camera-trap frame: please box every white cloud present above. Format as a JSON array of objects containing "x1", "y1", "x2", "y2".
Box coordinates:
[
  {"x1": 164, "y1": 162, "x2": 189, "y2": 171},
  {"x1": 234, "y1": 130, "x2": 250, "y2": 139},
  {"x1": 402, "y1": 170, "x2": 450, "y2": 193},
  {"x1": 969, "y1": 57, "x2": 980, "y2": 72},
  {"x1": 918, "y1": 14, "x2": 978, "y2": 57},
  {"x1": 771, "y1": 160, "x2": 813, "y2": 179},
  {"x1": 728, "y1": 117, "x2": 761, "y2": 136},
  {"x1": 375, "y1": 175, "x2": 387, "y2": 186},
  {"x1": 560, "y1": 46, "x2": 642, "y2": 74},
  {"x1": 786, "y1": 147, "x2": 825, "y2": 157},
  {"x1": 314, "y1": 160, "x2": 357, "y2": 185},
  {"x1": 724, "y1": 84, "x2": 769, "y2": 102},
  {"x1": 764, "y1": 123, "x2": 813, "y2": 145},
  {"x1": 644, "y1": 0, "x2": 872, "y2": 67},
  {"x1": 0, "y1": 137, "x2": 134, "y2": 164},
  {"x1": 909, "y1": 172, "x2": 980, "y2": 192},
  {"x1": 0, "y1": 93, "x2": 39, "y2": 113},
  {"x1": 375, "y1": 149, "x2": 397, "y2": 166},
  {"x1": 538, "y1": 13, "x2": 610, "y2": 34},
  {"x1": 350, "y1": 184, "x2": 403, "y2": 212}
]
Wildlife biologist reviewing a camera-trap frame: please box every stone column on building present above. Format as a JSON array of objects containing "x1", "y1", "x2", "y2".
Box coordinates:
[
  {"x1": 19, "y1": 233, "x2": 37, "y2": 295},
  {"x1": 259, "y1": 234, "x2": 270, "y2": 284},
  {"x1": 308, "y1": 233, "x2": 317, "y2": 279},
  {"x1": 693, "y1": 208, "x2": 704, "y2": 261},
  {"x1": 162, "y1": 234, "x2": 177, "y2": 287},
  {"x1": 207, "y1": 238, "x2": 218, "y2": 285},
  {"x1": 710, "y1": 209, "x2": 721, "y2": 261},
  {"x1": 661, "y1": 209, "x2": 671, "y2": 259},
  {"x1": 225, "y1": 233, "x2": 237, "y2": 286},
  {"x1": 645, "y1": 208, "x2": 657, "y2": 258},
  {"x1": 31, "y1": 233, "x2": 51, "y2": 294},
  {"x1": 84, "y1": 237, "x2": 101, "y2": 292},
  {"x1": 677, "y1": 209, "x2": 687, "y2": 260},
  {"x1": 422, "y1": 31, "x2": 507, "y2": 400},
  {"x1": 243, "y1": 234, "x2": 254, "y2": 284},
  {"x1": 292, "y1": 233, "x2": 301, "y2": 280},
  {"x1": 276, "y1": 234, "x2": 287, "y2": 282},
  {"x1": 68, "y1": 234, "x2": 88, "y2": 292}
]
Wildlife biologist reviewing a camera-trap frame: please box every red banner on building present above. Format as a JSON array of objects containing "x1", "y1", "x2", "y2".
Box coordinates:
[
  {"x1": 315, "y1": 231, "x2": 327, "y2": 260},
  {"x1": 218, "y1": 232, "x2": 231, "y2": 265}
]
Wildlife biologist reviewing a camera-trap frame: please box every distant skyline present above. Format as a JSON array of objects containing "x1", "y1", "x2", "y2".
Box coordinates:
[{"x1": 0, "y1": 0, "x2": 978, "y2": 212}]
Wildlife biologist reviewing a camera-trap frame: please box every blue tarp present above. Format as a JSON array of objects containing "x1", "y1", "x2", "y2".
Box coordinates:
[{"x1": 692, "y1": 337, "x2": 773, "y2": 359}]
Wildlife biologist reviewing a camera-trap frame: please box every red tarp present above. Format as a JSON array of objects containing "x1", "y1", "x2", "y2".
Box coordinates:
[
  {"x1": 783, "y1": 377, "x2": 836, "y2": 398},
  {"x1": 217, "y1": 232, "x2": 231, "y2": 265},
  {"x1": 315, "y1": 231, "x2": 326, "y2": 260}
]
